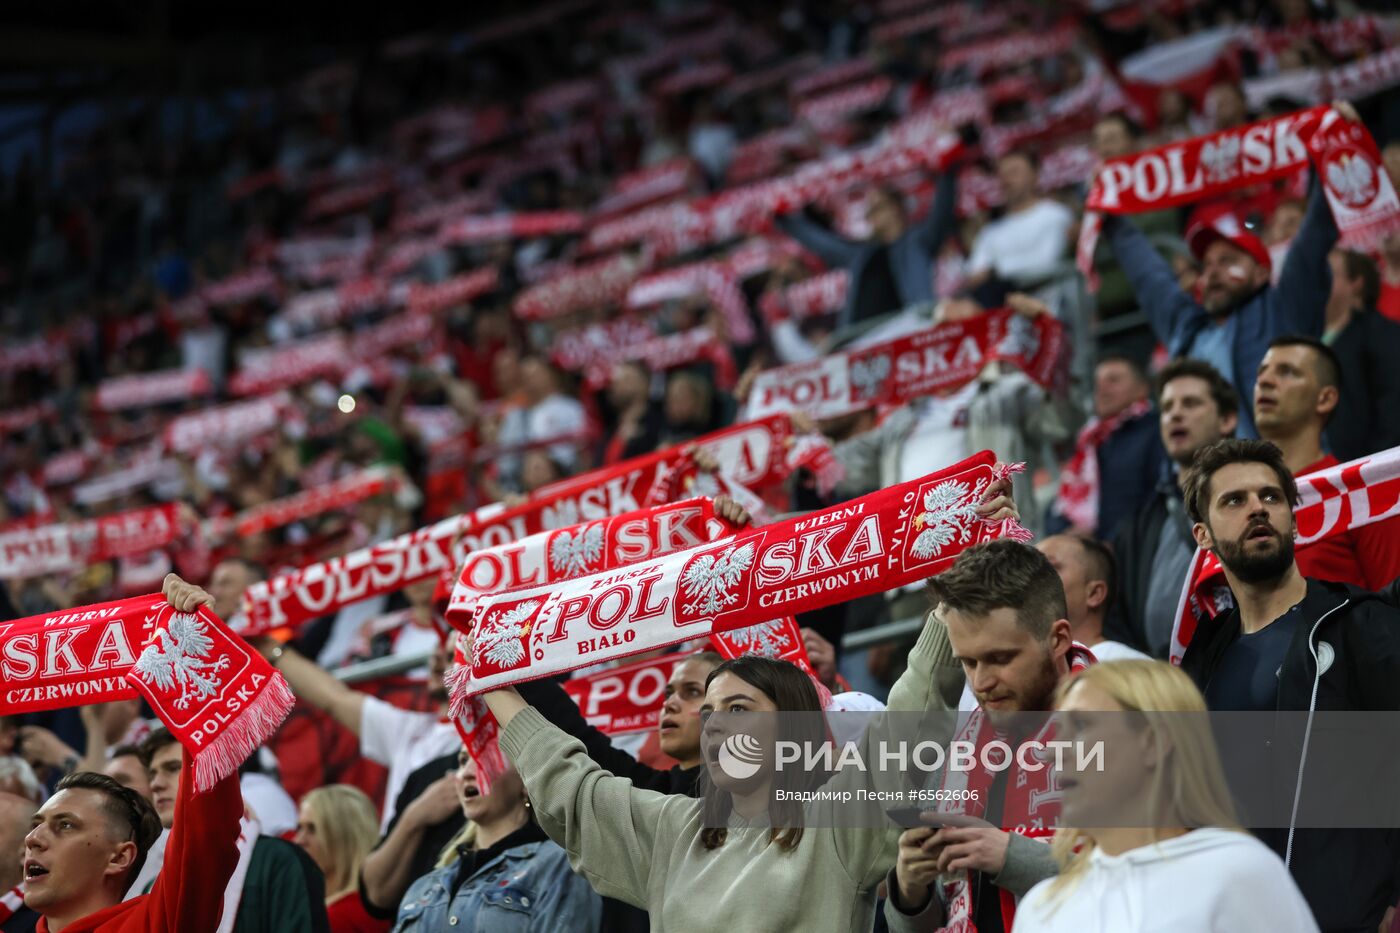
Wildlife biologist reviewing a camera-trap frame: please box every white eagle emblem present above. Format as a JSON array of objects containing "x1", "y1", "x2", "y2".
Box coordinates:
[
  {"x1": 850, "y1": 354, "x2": 891, "y2": 401},
  {"x1": 724, "y1": 620, "x2": 792, "y2": 658},
  {"x1": 132, "y1": 613, "x2": 232, "y2": 710},
  {"x1": 1199, "y1": 136, "x2": 1241, "y2": 185},
  {"x1": 473, "y1": 600, "x2": 540, "y2": 668},
  {"x1": 910, "y1": 478, "x2": 986, "y2": 560},
  {"x1": 681, "y1": 542, "x2": 756, "y2": 616},
  {"x1": 549, "y1": 524, "x2": 605, "y2": 577},
  {"x1": 1325, "y1": 153, "x2": 1377, "y2": 208},
  {"x1": 994, "y1": 313, "x2": 1040, "y2": 360}
]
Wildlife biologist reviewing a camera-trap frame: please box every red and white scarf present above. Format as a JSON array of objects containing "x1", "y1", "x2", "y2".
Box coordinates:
[
  {"x1": 746, "y1": 309, "x2": 1065, "y2": 421},
  {"x1": 164, "y1": 393, "x2": 290, "y2": 453},
  {"x1": 450, "y1": 613, "x2": 809, "y2": 793},
  {"x1": 406, "y1": 267, "x2": 501, "y2": 315},
  {"x1": 444, "y1": 498, "x2": 733, "y2": 636},
  {"x1": 1079, "y1": 105, "x2": 1400, "y2": 288},
  {"x1": 440, "y1": 211, "x2": 585, "y2": 245},
  {"x1": 0, "y1": 885, "x2": 24, "y2": 924},
  {"x1": 96, "y1": 369, "x2": 212, "y2": 412},
  {"x1": 229, "y1": 333, "x2": 348, "y2": 397},
  {"x1": 935, "y1": 646, "x2": 1096, "y2": 933},
  {"x1": 0, "y1": 504, "x2": 185, "y2": 580},
  {"x1": 218, "y1": 465, "x2": 402, "y2": 539},
  {"x1": 579, "y1": 326, "x2": 738, "y2": 391},
  {"x1": 241, "y1": 417, "x2": 807, "y2": 633},
  {"x1": 1170, "y1": 445, "x2": 1400, "y2": 663},
  {"x1": 461, "y1": 453, "x2": 1029, "y2": 694},
  {"x1": 0, "y1": 594, "x2": 293, "y2": 792},
  {"x1": 760, "y1": 270, "x2": 849, "y2": 323},
  {"x1": 1053, "y1": 399, "x2": 1153, "y2": 533},
  {"x1": 514, "y1": 253, "x2": 643, "y2": 321}
]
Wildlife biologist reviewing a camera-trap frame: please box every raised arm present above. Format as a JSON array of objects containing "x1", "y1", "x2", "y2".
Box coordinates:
[
  {"x1": 1103, "y1": 214, "x2": 1207, "y2": 354},
  {"x1": 258, "y1": 642, "x2": 365, "y2": 736},
  {"x1": 517, "y1": 677, "x2": 675, "y2": 792},
  {"x1": 359, "y1": 772, "x2": 460, "y2": 912},
  {"x1": 489, "y1": 689, "x2": 684, "y2": 908},
  {"x1": 909, "y1": 171, "x2": 958, "y2": 256},
  {"x1": 1274, "y1": 175, "x2": 1338, "y2": 338},
  {"x1": 775, "y1": 211, "x2": 865, "y2": 268},
  {"x1": 143, "y1": 749, "x2": 243, "y2": 932}
]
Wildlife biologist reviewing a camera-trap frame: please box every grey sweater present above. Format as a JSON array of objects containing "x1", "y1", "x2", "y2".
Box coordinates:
[{"x1": 499, "y1": 620, "x2": 955, "y2": 933}]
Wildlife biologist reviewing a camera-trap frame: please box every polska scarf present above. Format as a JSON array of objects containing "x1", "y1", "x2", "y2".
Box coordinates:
[
  {"x1": 444, "y1": 497, "x2": 734, "y2": 635},
  {"x1": 461, "y1": 452, "x2": 1029, "y2": 695},
  {"x1": 201, "y1": 465, "x2": 402, "y2": 543},
  {"x1": 0, "y1": 503, "x2": 186, "y2": 580},
  {"x1": 933, "y1": 647, "x2": 1095, "y2": 933},
  {"x1": 95, "y1": 369, "x2": 213, "y2": 412},
  {"x1": 1078, "y1": 105, "x2": 1400, "y2": 288},
  {"x1": 1053, "y1": 399, "x2": 1153, "y2": 533},
  {"x1": 241, "y1": 416, "x2": 809, "y2": 634},
  {"x1": 0, "y1": 594, "x2": 293, "y2": 792},
  {"x1": 1169, "y1": 444, "x2": 1400, "y2": 663},
  {"x1": 746, "y1": 309, "x2": 1065, "y2": 422}
]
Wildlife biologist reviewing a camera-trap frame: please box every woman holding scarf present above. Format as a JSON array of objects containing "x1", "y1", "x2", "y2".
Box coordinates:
[{"x1": 479, "y1": 601, "x2": 985, "y2": 932}]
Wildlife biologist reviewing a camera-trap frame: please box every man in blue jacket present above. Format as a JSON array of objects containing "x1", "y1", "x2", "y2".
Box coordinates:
[
  {"x1": 1103, "y1": 180, "x2": 1337, "y2": 438},
  {"x1": 775, "y1": 169, "x2": 957, "y2": 327}
]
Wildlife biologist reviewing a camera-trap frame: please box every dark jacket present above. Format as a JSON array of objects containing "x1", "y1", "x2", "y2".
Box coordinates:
[
  {"x1": 1047, "y1": 407, "x2": 1164, "y2": 541},
  {"x1": 1327, "y1": 308, "x2": 1400, "y2": 463},
  {"x1": 235, "y1": 836, "x2": 332, "y2": 933},
  {"x1": 774, "y1": 171, "x2": 957, "y2": 327},
  {"x1": 1181, "y1": 578, "x2": 1400, "y2": 932},
  {"x1": 1107, "y1": 473, "x2": 1191, "y2": 657},
  {"x1": 1105, "y1": 179, "x2": 1337, "y2": 438}
]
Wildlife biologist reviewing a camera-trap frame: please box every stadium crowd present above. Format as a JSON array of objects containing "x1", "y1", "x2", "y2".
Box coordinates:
[{"x1": 5, "y1": 0, "x2": 1400, "y2": 930}]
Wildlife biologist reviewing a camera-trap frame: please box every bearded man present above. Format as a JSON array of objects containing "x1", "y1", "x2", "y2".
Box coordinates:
[{"x1": 1179, "y1": 438, "x2": 1400, "y2": 933}]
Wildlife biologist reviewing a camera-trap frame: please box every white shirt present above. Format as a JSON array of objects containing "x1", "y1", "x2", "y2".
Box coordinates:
[
  {"x1": 967, "y1": 199, "x2": 1074, "y2": 283},
  {"x1": 1015, "y1": 828, "x2": 1318, "y2": 932},
  {"x1": 359, "y1": 695, "x2": 462, "y2": 831},
  {"x1": 897, "y1": 383, "x2": 979, "y2": 486},
  {"x1": 239, "y1": 773, "x2": 298, "y2": 836},
  {"x1": 1086, "y1": 640, "x2": 1151, "y2": 663}
]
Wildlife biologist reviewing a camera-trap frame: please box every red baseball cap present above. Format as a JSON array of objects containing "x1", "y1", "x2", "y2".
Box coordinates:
[{"x1": 1185, "y1": 211, "x2": 1272, "y2": 271}]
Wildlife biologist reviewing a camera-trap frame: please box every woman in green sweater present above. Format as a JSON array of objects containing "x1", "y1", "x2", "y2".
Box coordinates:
[{"x1": 481, "y1": 618, "x2": 958, "y2": 933}]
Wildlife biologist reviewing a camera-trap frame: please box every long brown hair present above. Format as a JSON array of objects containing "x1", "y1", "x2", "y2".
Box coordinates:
[{"x1": 698, "y1": 656, "x2": 829, "y2": 852}]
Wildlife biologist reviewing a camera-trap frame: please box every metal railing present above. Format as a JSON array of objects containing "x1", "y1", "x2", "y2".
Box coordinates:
[{"x1": 332, "y1": 614, "x2": 928, "y2": 684}]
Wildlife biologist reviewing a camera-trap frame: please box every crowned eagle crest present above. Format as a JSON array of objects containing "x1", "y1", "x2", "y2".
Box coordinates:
[
  {"x1": 549, "y1": 523, "x2": 605, "y2": 577},
  {"x1": 1325, "y1": 153, "x2": 1376, "y2": 208},
  {"x1": 1200, "y1": 136, "x2": 1241, "y2": 185},
  {"x1": 724, "y1": 619, "x2": 792, "y2": 658},
  {"x1": 681, "y1": 542, "x2": 756, "y2": 616},
  {"x1": 473, "y1": 600, "x2": 540, "y2": 669},
  {"x1": 132, "y1": 613, "x2": 232, "y2": 710},
  {"x1": 994, "y1": 313, "x2": 1039, "y2": 360},
  {"x1": 850, "y1": 354, "x2": 891, "y2": 401},
  {"x1": 910, "y1": 478, "x2": 986, "y2": 560}
]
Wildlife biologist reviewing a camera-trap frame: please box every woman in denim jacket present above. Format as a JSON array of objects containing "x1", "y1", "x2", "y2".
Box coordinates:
[{"x1": 391, "y1": 748, "x2": 601, "y2": 932}]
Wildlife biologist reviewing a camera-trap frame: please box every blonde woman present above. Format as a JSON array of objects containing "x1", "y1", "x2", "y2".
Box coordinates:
[
  {"x1": 1013, "y1": 660, "x2": 1317, "y2": 932},
  {"x1": 294, "y1": 785, "x2": 388, "y2": 933}
]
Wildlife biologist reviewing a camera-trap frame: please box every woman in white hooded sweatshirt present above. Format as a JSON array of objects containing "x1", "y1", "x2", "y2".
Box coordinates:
[{"x1": 1013, "y1": 660, "x2": 1318, "y2": 933}]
